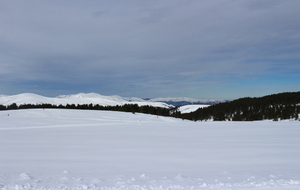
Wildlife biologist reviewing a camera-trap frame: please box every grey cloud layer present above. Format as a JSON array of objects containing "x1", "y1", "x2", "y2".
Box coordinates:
[{"x1": 0, "y1": 0, "x2": 299, "y2": 98}]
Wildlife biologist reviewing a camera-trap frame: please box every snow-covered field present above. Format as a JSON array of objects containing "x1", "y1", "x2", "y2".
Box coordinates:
[{"x1": 0, "y1": 109, "x2": 300, "y2": 190}]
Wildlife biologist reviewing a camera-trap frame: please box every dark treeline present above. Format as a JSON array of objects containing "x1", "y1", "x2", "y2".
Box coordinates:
[
  {"x1": 0, "y1": 103, "x2": 173, "y2": 117},
  {"x1": 1, "y1": 91, "x2": 300, "y2": 121},
  {"x1": 181, "y1": 92, "x2": 300, "y2": 121}
]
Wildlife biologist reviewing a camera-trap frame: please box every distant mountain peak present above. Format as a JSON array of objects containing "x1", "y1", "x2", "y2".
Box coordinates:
[
  {"x1": 58, "y1": 93, "x2": 105, "y2": 98},
  {"x1": 0, "y1": 93, "x2": 172, "y2": 108},
  {"x1": 0, "y1": 93, "x2": 225, "y2": 108}
]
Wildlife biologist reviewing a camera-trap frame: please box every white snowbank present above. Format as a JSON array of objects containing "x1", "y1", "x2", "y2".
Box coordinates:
[
  {"x1": 0, "y1": 109, "x2": 299, "y2": 190},
  {"x1": 178, "y1": 104, "x2": 210, "y2": 113}
]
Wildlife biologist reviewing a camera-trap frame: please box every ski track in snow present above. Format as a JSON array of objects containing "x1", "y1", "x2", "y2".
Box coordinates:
[{"x1": 0, "y1": 109, "x2": 300, "y2": 190}]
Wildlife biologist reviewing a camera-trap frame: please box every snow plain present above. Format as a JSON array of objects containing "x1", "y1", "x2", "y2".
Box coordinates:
[{"x1": 0, "y1": 109, "x2": 300, "y2": 190}]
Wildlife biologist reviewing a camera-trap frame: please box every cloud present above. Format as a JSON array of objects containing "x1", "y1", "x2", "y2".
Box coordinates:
[{"x1": 0, "y1": 0, "x2": 299, "y2": 98}]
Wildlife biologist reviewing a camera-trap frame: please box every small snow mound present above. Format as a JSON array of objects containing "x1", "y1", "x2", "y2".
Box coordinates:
[
  {"x1": 289, "y1": 180, "x2": 300, "y2": 185},
  {"x1": 127, "y1": 178, "x2": 136, "y2": 182},
  {"x1": 19, "y1": 173, "x2": 32, "y2": 180},
  {"x1": 175, "y1": 174, "x2": 187, "y2": 180}
]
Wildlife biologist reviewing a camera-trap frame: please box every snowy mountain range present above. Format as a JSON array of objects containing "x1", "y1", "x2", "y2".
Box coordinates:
[
  {"x1": 0, "y1": 93, "x2": 171, "y2": 108},
  {"x1": 0, "y1": 93, "x2": 221, "y2": 108}
]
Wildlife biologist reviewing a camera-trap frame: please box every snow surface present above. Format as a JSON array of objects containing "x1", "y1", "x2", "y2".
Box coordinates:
[
  {"x1": 0, "y1": 93, "x2": 171, "y2": 108},
  {"x1": 178, "y1": 104, "x2": 210, "y2": 113},
  {"x1": 0, "y1": 109, "x2": 300, "y2": 190}
]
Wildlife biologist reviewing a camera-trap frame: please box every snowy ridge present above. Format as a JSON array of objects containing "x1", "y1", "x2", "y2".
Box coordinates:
[{"x1": 0, "y1": 93, "x2": 172, "y2": 108}]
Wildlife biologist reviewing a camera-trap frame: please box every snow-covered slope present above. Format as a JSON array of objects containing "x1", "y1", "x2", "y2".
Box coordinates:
[
  {"x1": 0, "y1": 93, "x2": 172, "y2": 108},
  {"x1": 178, "y1": 104, "x2": 210, "y2": 113},
  {"x1": 0, "y1": 109, "x2": 300, "y2": 189}
]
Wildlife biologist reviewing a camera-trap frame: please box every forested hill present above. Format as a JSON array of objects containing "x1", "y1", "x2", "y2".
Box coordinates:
[
  {"x1": 1, "y1": 91, "x2": 300, "y2": 121},
  {"x1": 181, "y1": 92, "x2": 300, "y2": 121}
]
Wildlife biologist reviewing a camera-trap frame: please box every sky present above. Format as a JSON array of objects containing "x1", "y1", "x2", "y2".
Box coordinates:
[{"x1": 0, "y1": 0, "x2": 300, "y2": 100}]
